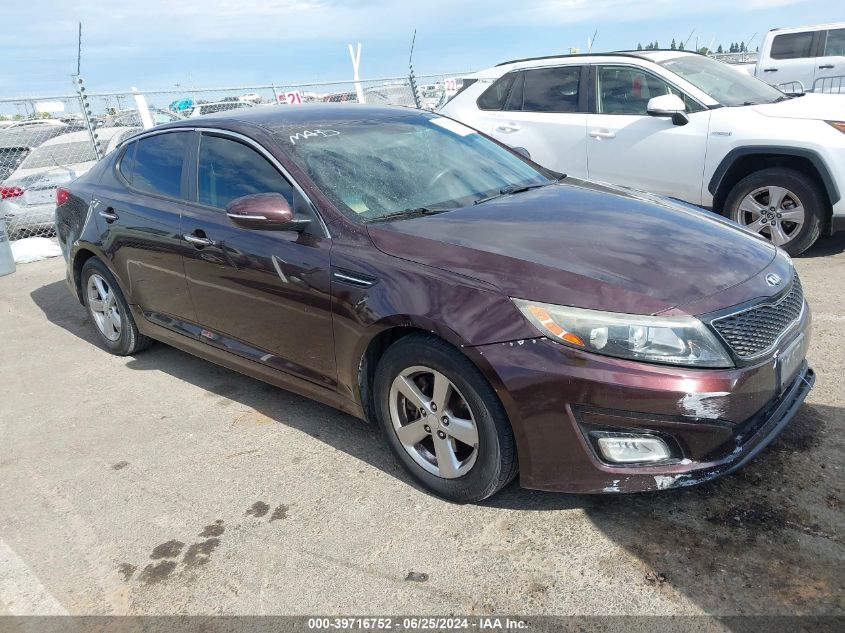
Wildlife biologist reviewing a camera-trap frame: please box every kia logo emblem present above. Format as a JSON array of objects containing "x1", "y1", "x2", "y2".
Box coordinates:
[{"x1": 765, "y1": 273, "x2": 782, "y2": 287}]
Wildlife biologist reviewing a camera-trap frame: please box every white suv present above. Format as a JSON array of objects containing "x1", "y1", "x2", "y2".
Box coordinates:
[{"x1": 440, "y1": 50, "x2": 845, "y2": 255}]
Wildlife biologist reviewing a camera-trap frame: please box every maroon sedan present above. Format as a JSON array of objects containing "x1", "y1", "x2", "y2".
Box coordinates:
[{"x1": 55, "y1": 105, "x2": 813, "y2": 502}]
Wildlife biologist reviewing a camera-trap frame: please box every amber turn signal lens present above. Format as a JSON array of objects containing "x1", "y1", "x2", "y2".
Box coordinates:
[
  {"x1": 526, "y1": 304, "x2": 585, "y2": 347},
  {"x1": 827, "y1": 121, "x2": 845, "y2": 134}
]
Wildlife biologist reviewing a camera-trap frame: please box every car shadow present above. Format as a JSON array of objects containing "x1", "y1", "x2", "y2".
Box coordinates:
[
  {"x1": 30, "y1": 279, "x2": 842, "y2": 619},
  {"x1": 29, "y1": 279, "x2": 422, "y2": 491},
  {"x1": 487, "y1": 402, "x2": 843, "y2": 617},
  {"x1": 798, "y1": 230, "x2": 845, "y2": 258}
]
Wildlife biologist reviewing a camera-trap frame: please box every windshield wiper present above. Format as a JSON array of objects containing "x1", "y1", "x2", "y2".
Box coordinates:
[
  {"x1": 473, "y1": 176, "x2": 565, "y2": 206},
  {"x1": 371, "y1": 206, "x2": 450, "y2": 222}
]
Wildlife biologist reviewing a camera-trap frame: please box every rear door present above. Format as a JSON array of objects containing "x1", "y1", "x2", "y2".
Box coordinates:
[
  {"x1": 180, "y1": 131, "x2": 336, "y2": 387},
  {"x1": 814, "y1": 27, "x2": 845, "y2": 93},
  {"x1": 96, "y1": 130, "x2": 197, "y2": 325},
  {"x1": 486, "y1": 65, "x2": 589, "y2": 177},
  {"x1": 586, "y1": 64, "x2": 710, "y2": 204}
]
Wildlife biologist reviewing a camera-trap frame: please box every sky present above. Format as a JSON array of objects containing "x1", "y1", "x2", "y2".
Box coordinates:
[{"x1": 1, "y1": 0, "x2": 843, "y2": 98}]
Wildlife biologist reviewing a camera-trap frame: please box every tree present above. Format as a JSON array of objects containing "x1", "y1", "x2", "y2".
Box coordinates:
[
  {"x1": 654, "y1": 40, "x2": 659, "y2": 49},
  {"x1": 637, "y1": 43, "x2": 643, "y2": 50},
  {"x1": 671, "y1": 38, "x2": 677, "y2": 50},
  {"x1": 678, "y1": 41, "x2": 684, "y2": 51},
  {"x1": 698, "y1": 46, "x2": 710, "y2": 55},
  {"x1": 740, "y1": 41, "x2": 746, "y2": 52},
  {"x1": 717, "y1": 44, "x2": 723, "y2": 54}
]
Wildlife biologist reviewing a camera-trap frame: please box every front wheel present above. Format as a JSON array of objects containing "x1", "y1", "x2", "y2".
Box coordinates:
[
  {"x1": 724, "y1": 167, "x2": 825, "y2": 256},
  {"x1": 373, "y1": 334, "x2": 517, "y2": 502}
]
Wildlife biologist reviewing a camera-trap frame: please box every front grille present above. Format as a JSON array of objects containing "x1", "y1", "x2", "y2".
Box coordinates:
[{"x1": 711, "y1": 275, "x2": 804, "y2": 359}]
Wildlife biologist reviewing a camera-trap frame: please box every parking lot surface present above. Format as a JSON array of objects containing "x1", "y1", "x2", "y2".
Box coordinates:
[{"x1": 0, "y1": 235, "x2": 843, "y2": 617}]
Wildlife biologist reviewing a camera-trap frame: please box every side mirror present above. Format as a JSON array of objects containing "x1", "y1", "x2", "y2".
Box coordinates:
[
  {"x1": 512, "y1": 146, "x2": 531, "y2": 159},
  {"x1": 225, "y1": 193, "x2": 309, "y2": 231},
  {"x1": 646, "y1": 94, "x2": 689, "y2": 126}
]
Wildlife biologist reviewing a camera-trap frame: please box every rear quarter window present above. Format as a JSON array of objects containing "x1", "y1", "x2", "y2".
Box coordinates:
[{"x1": 476, "y1": 73, "x2": 517, "y2": 110}]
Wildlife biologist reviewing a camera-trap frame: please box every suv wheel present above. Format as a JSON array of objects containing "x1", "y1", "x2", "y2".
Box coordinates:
[
  {"x1": 81, "y1": 257, "x2": 152, "y2": 356},
  {"x1": 373, "y1": 334, "x2": 518, "y2": 503},
  {"x1": 724, "y1": 167, "x2": 824, "y2": 256}
]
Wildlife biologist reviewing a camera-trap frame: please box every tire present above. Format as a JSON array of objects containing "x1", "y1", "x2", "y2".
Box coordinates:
[
  {"x1": 81, "y1": 257, "x2": 152, "y2": 356},
  {"x1": 373, "y1": 333, "x2": 517, "y2": 502},
  {"x1": 724, "y1": 167, "x2": 825, "y2": 256}
]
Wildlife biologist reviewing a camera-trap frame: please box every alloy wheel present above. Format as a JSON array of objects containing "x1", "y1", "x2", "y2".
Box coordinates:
[
  {"x1": 388, "y1": 366, "x2": 479, "y2": 479},
  {"x1": 86, "y1": 273, "x2": 122, "y2": 342},
  {"x1": 736, "y1": 185, "x2": 805, "y2": 247}
]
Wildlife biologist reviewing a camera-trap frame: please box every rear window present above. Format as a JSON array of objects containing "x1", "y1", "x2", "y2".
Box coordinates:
[
  {"x1": 522, "y1": 66, "x2": 582, "y2": 113},
  {"x1": 18, "y1": 141, "x2": 97, "y2": 169},
  {"x1": 476, "y1": 73, "x2": 517, "y2": 110},
  {"x1": 770, "y1": 32, "x2": 815, "y2": 60},
  {"x1": 122, "y1": 131, "x2": 189, "y2": 198}
]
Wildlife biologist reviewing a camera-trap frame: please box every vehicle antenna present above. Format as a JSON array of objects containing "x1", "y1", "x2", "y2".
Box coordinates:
[
  {"x1": 76, "y1": 22, "x2": 82, "y2": 77},
  {"x1": 408, "y1": 29, "x2": 422, "y2": 109}
]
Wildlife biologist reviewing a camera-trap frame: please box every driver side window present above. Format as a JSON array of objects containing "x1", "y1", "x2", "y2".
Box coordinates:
[
  {"x1": 596, "y1": 65, "x2": 702, "y2": 115},
  {"x1": 197, "y1": 134, "x2": 295, "y2": 211}
]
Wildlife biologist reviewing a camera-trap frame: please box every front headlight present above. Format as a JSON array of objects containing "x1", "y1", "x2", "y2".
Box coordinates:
[{"x1": 513, "y1": 299, "x2": 733, "y2": 368}]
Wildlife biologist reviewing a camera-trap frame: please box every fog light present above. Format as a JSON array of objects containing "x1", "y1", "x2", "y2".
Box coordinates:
[{"x1": 597, "y1": 436, "x2": 670, "y2": 463}]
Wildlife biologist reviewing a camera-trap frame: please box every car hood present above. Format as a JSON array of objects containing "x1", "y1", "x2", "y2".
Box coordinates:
[
  {"x1": 751, "y1": 93, "x2": 845, "y2": 120},
  {"x1": 367, "y1": 180, "x2": 778, "y2": 316}
]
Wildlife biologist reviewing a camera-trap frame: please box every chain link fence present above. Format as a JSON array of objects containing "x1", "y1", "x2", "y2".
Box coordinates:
[{"x1": 0, "y1": 72, "x2": 466, "y2": 241}]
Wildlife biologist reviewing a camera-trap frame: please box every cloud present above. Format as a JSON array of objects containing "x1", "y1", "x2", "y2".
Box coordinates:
[{"x1": 3, "y1": 0, "x2": 811, "y2": 53}]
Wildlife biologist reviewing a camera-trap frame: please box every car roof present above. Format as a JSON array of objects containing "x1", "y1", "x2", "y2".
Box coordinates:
[
  {"x1": 0, "y1": 125, "x2": 71, "y2": 149},
  {"x1": 156, "y1": 103, "x2": 425, "y2": 132},
  {"x1": 769, "y1": 21, "x2": 845, "y2": 33},
  {"x1": 495, "y1": 49, "x2": 699, "y2": 67}
]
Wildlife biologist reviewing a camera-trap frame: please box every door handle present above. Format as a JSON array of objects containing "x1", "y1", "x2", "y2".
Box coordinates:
[
  {"x1": 183, "y1": 233, "x2": 214, "y2": 248},
  {"x1": 819, "y1": 64, "x2": 835, "y2": 69},
  {"x1": 589, "y1": 130, "x2": 616, "y2": 139},
  {"x1": 763, "y1": 68, "x2": 778, "y2": 72},
  {"x1": 494, "y1": 124, "x2": 520, "y2": 133},
  {"x1": 98, "y1": 208, "x2": 118, "y2": 223}
]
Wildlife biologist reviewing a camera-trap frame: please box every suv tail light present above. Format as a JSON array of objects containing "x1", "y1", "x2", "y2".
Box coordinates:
[
  {"x1": 56, "y1": 187, "x2": 70, "y2": 206},
  {"x1": 0, "y1": 186, "x2": 24, "y2": 200}
]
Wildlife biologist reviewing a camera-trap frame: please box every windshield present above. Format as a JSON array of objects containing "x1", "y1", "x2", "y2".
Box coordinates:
[
  {"x1": 659, "y1": 55, "x2": 786, "y2": 106},
  {"x1": 18, "y1": 141, "x2": 96, "y2": 169},
  {"x1": 276, "y1": 113, "x2": 551, "y2": 221}
]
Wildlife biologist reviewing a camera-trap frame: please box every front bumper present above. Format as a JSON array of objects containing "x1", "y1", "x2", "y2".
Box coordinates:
[{"x1": 473, "y1": 330, "x2": 813, "y2": 493}]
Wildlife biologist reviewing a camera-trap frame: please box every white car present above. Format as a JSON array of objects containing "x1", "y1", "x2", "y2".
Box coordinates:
[
  {"x1": 1, "y1": 127, "x2": 137, "y2": 235},
  {"x1": 440, "y1": 50, "x2": 845, "y2": 254},
  {"x1": 747, "y1": 23, "x2": 845, "y2": 94}
]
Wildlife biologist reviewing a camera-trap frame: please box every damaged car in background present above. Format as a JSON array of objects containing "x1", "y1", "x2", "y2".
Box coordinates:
[{"x1": 56, "y1": 105, "x2": 813, "y2": 502}]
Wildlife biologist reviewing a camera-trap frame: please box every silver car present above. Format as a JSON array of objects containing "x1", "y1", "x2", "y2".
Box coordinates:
[{"x1": 1, "y1": 127, "x2": 138, "y2": 236}]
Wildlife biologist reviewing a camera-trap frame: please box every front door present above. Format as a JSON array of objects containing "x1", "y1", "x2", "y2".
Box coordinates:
[
  {"x1": 586, "y1": 64, "x2": 710, "y2": 204},
  {"x1": 180, "y1": 131, "x2": 336, "y2": 388},
  {"x1": 814, "y1": 27, "x2": 845, "y2": 93}
]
